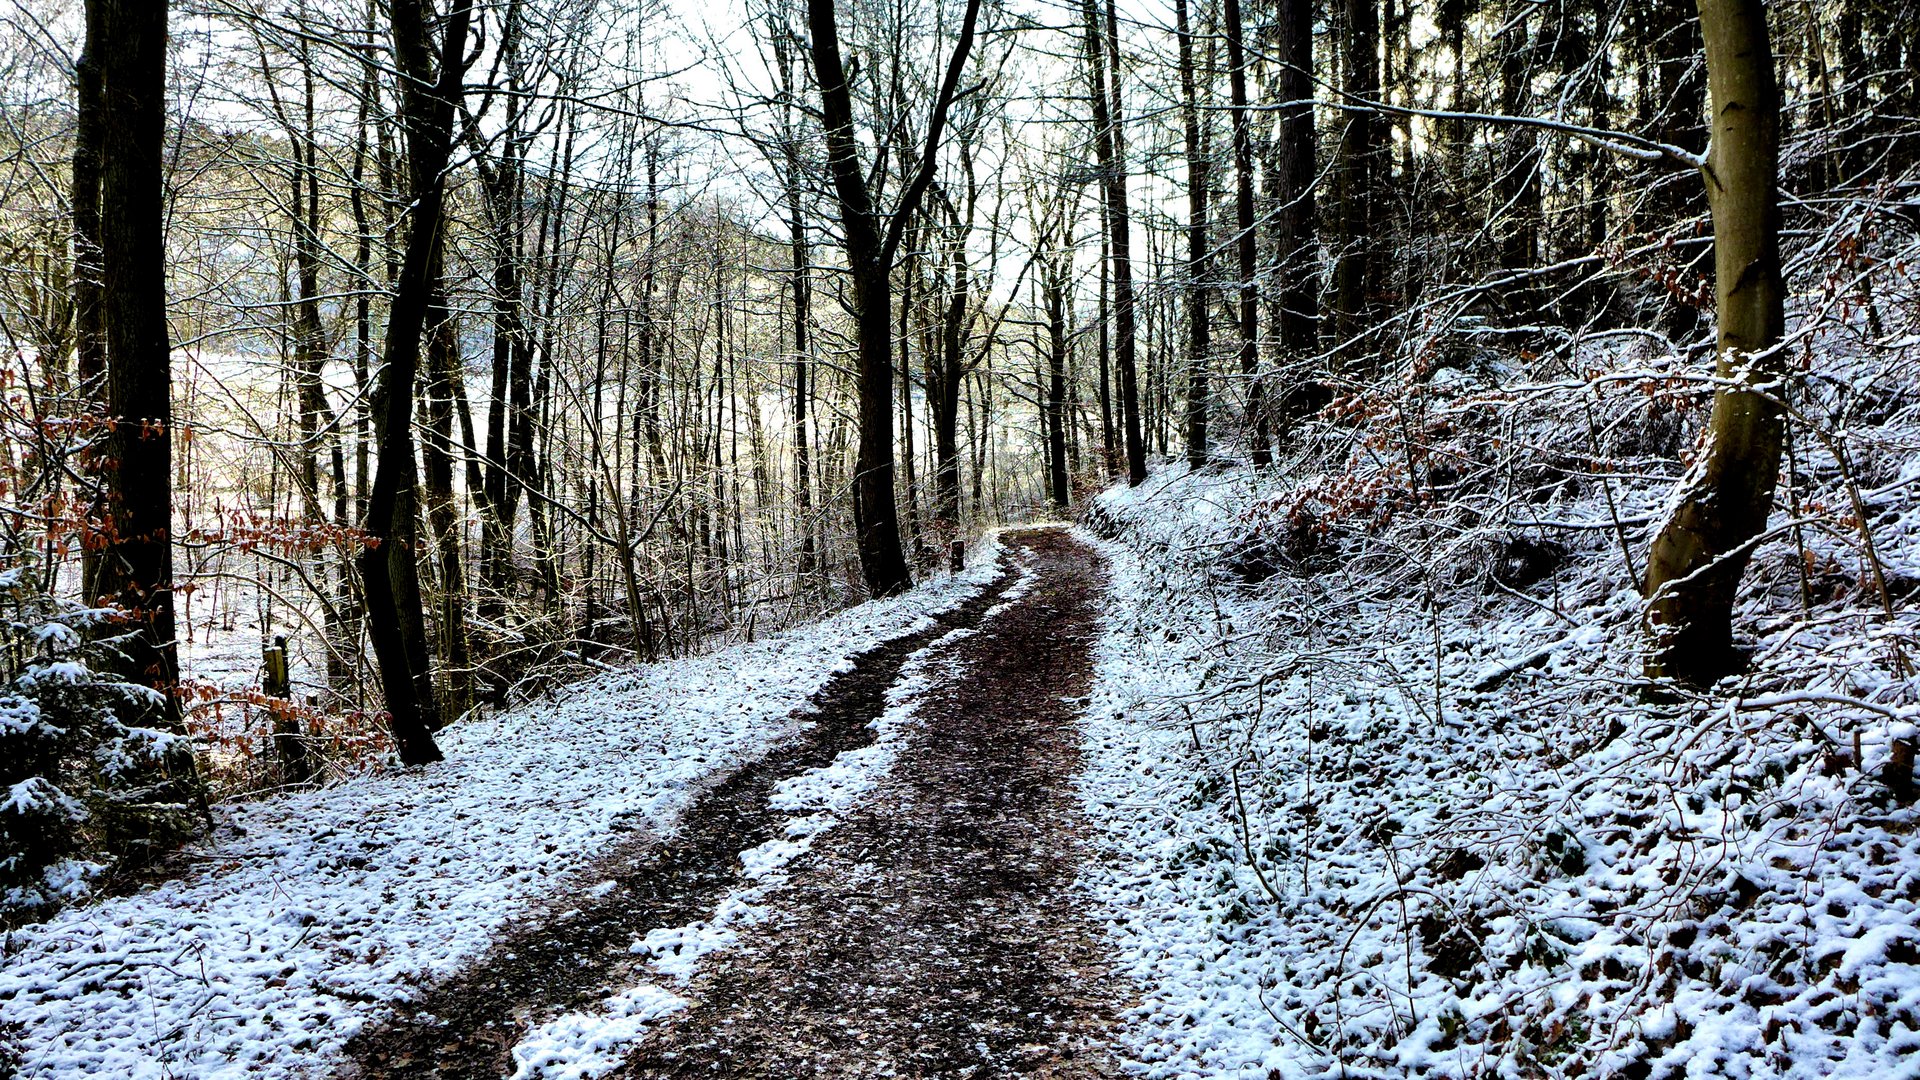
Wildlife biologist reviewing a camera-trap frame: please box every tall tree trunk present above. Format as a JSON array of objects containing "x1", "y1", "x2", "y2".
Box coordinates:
[
  {"x1": 1275, "y1": 0, "x2": 1319, "y2": 385},
  {"x1": 1333, "y1": 0, "x2": 1381, "y2": 358},
  {"x1": 1043, "y1": 254, "x2": 1072, "y2": 511},
  {"x1": 1082, "y1": 0, "x2": 1147, "y2": 485},
  {"x1": 71, "y1": 17, "x2": 104, "y2": 395},
  {"x1": 1096, "y1": 226, "x2": 1114, "y2": 471},
  {"x1": 898, "y1": 249, "x2": 923, "y2": 559},
  {"x1": 1176, "y1": 0, "x2": 1210, "y2": 467},
  {"x1": 474, "y1": 50, "x2": 526, "y2": 622},
  {"x1": 288, "y1": 129, "x2": 353, "y2": 687},
  {"x1": 72, "y1": 7, "x2": 106, "y2": 607},
  {"x1": 1224, "y1": 0, "x2": 1270, "y2": 466},
  {"x1": 88, "y1": 0, "x2": 180, "y2": 722},
  {"x1": 931, "y1": 223, "x2": 968, "y2": 531},
  {"x1": 358, "y1": 0, "x2": 474, "y2": 765},
  {"x1": 1494, "y1": 4, "x2": 1542, "y2": 313},
  {"x1": 774, "y1": 28, "x2": 817, "y2": 583},
  {"x1": 1642, "y1": 0, "x2": 1785, "y2": 686},
  {"x1": 420, "y1": 271, "x2": 469, "y2": 723},
  {"x1": 1638, "y1": 0, "x2": 1708, "y2": 341},
  {"x1": 805, "y1": 0, "x2": 982, "y2": 597}
]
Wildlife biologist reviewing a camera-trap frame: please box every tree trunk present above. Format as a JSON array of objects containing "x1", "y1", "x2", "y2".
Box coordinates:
[
  {"x1": 1642, "y1": 0, "x2": 1785, "y2": 686},
  {"x1": 71, "y1": 18, "x2": 104, "y2": 395},
  {"x1": 1043, "y1": 255, "x2": 1072, "y2": 511},
  {"x1": 358, "y1": 0, "x2": 474, "y2": 765},
  {"x1": 931, "y1": 228, "x2": 967, "y2": 531},
  {"x1": 774, "y1": 29, "x2": 817, "y2": 583},
  {"x1": 420, "y1": 275, "x2": 469, "y2": 723},
  {"x1": 1494, "y1": 4, "x2": 1542, "y2": 313},
  {"x1": 88, "y1": 0, "x2": 181, "y2": 724},
  {"x1": 1082, "y1": 0, "x2": 1147, "y2": 485},
  {"x1": 1175, "y1": 0, "x2": 1210, "y2": 467},
  {"x1": 805, "y1": 0, "x2": 983, "y2": 597},
  {"x1": 1275, "y1": 0, "x2": 1319, "y2": 382},
  {"x1": 1333, "y1": 0, "x2": 1381, "y2": 357},
  {"x1": 1224, "y1": 0, "x2": 1270, "y2": 466},
  {"x1": 72, "y1": 7, "x2": 106, "y2": 608}
]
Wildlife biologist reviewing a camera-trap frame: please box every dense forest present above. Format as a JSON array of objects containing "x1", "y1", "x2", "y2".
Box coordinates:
[{"x1": 0, "y1": 0, "x2": 1917, "y2": 1075}]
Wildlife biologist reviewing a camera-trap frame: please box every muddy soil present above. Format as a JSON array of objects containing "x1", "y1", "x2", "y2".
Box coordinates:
[
  {"x1": 339, "y1": 560, "x2": 1025, "y2": 1079},
  {"x1": 608, "y1": 528, "x2": 1122, "y2": 1078}
]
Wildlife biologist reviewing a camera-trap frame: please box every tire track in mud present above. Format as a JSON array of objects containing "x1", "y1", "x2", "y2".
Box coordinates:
[{"x1": 339, "y1": 557, "x2": 1025, "y2": 1079}]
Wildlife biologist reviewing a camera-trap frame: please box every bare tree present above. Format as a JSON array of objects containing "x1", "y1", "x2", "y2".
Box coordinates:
[
  {"x1": 1642, "y1": 0, "x2": 1786, "y2": 685},
  {"x1": 1175, "y1": 0, "x2": 1210, "y2": 467},
  {"x1": 804, "y1": 0, "x2": 983, "y2": 597},
  {"x1": 357, "y1": 0, "x2": 476, "y2": 765},
  {"x1": 1080, "y1": 0, "x2": 1146, "y2": 485}
]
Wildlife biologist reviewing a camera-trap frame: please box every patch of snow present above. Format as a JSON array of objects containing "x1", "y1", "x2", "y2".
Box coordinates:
[
  {"x1": 501, "y1": 544, "x2": 1027, "y2": 1079},
  {"x1": 506, "y1": 984, "x2": 688, "y2": 1080},
  {"x1": 0, "y1": 542, "x2": 1004, "y2": 1080},
  {"x1": 1075, "y1": 460, "x2": 1920, "y2": 1080}
]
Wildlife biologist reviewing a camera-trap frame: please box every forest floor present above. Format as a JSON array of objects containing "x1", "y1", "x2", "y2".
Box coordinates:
[
  {"x1": 16, "y1": 457, "x2": 1912, "y2": 1080},
  {"x1": 340, "y1": 528, "x2": 1123, "y2": 1079},
  {"x1": 0, "y1": 528, "x2": 1128, "y2": 1080}
]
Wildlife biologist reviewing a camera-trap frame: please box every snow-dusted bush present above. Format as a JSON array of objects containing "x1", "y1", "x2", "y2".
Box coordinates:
[{"x1": 0, "y1": 567, "x2": 198, "y2": 926}]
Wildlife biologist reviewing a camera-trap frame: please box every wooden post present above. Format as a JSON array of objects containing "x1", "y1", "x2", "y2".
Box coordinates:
[{"x1": 264, "y1": 635, "x2": 308, "y2": 784}]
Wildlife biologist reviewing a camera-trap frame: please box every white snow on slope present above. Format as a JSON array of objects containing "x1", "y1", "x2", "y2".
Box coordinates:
[
  {"x1": 1076, "y1": 463, "x2": 1920, "y2": 1080},
  {"x1": 0, "y1": 542, "x2": 1004, "y2": 1080}
]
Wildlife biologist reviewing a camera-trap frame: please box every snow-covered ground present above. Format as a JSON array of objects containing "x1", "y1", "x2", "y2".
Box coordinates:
[
  {"x1": 0, "y1": 542, "x2": 1004, "y2": 1080},
  {"x1": 1076, "y1": 460, "x2": 1920, "y2": 1079}
]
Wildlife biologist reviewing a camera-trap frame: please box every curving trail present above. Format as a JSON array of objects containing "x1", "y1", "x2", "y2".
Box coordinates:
[
  {"x1": 611, "y1": 528, "x2": 1121, "y2": 1078},
  {"x1": 344, "y1": 527, "x2": 1121, "y2": 1078}
]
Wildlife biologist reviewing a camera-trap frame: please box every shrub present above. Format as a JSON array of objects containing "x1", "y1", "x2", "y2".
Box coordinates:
[{"x1": 0, "y1": 566, "x2": 199, "y2": 926}]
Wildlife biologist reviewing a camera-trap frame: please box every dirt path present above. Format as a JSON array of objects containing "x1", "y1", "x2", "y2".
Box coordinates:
[
  {"x1": 342, "y1": 528, "x2": 1120, "y2": 1078},
  {"x1": 610, "y1": 528, "x2": 1120, "y2": 1078}
]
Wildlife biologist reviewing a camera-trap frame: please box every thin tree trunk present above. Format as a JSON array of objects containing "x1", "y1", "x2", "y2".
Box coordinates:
[
  {"x1": 1043, "y1": 255, "x2": 1071, "y2": 511},
  {"x1": 1275, "y1": 0, "x2": 1319, "y2": 404},
  {"x1": 774, "y1": 29, "x2": 817, "y2": 584},
  {"x1": 1642, "y1": 0, "x2": 1786, "y2": 686},
  {"x1": 1333, "y1": 0, "x2": 1381, "y2": 358},
  {"x1": 357, "y1": 0, "x2": 474, "y2": 765},
  {"x1": 1081, "y1": 0, "x2": 1146, "y2": 485},
  {"x1": 1224, "y1": 0, "x2": 1270, "y2": 466},
  {"x1": 420, "y1": 270, "x2": 469, "y2": 723},
  {"x1": 1176, "y1": 0, "x2": 1210, "y2": 467}
]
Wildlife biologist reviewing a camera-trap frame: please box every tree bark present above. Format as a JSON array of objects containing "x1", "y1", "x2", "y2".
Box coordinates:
[
  {"x1": 773, "y1": 27, "x2": 817, "y2": 584},
  {"x1": 930, "y1": 212, "x2": 969, "y2": 532},
  {"x1": 1224, "y1": 0, "x2": 1270, "y2": 466},
  {"x1": 805, "y1": 0, "x2": 982, "y2": 597},
  {"x1": 1175, "y1": 0, "x2": 1210, "y2": 468},
  {"x1": 1642, "y1": 0, "x2": 1785, "y2": 686},
  {"x1": 87, "y1": 0, "x2": 181, "y2": 726},
  {"x1": 1275, "y1": 0, "x2": 1319, "y2": 374},
  {"x1": 1043, "y1": 253, "x2": 1072, "y2": 511},
  {"x1": 420, "y1": 274, "x2": 469, "y2": 723},
  {"x1": 71, "y1": 17, "x2": 104, "y2": 395},
  {"x1": 1082, "y1": 0, "x2": 1147, "y2": 485},
  {"x1": 1333, "y1": 0, "x2": 1381, "y2": 357},
  {"x1": 358, "y1": 0, "x2": 474, "y2": 765}
]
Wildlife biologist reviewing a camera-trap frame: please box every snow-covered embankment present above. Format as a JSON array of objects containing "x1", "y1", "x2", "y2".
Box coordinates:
[
  {"x1": 1074, "y1": 463, "x2": 1920, "y2": 1079},
  {"x1": 0, "y1": 544, "x2": 1004, "y2": 1080}
]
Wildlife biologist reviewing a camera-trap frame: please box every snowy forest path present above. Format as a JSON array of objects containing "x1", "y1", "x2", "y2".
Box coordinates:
[
  {"x1": 340, "y1": 527, "x2": 1123, "y2": 1079},
  {"x1": 607, "y1": 527, "x2": 1123, "y2": 1078}
]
